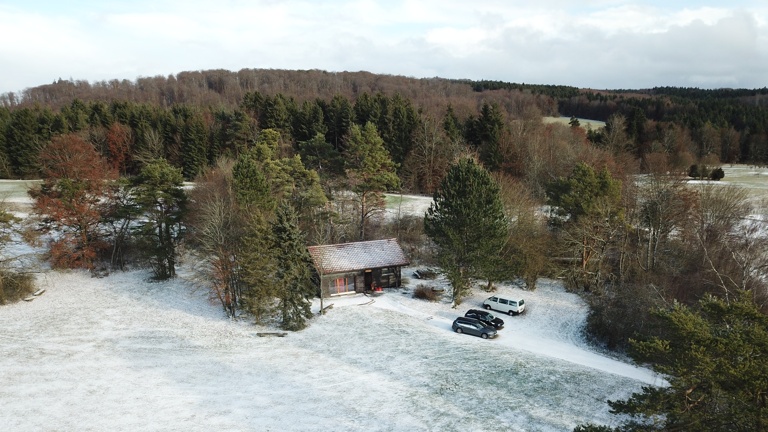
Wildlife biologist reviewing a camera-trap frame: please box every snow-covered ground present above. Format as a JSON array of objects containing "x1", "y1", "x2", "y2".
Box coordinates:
[{"x1": 0, "y1": 262, "x2": 663, "y2": 432}]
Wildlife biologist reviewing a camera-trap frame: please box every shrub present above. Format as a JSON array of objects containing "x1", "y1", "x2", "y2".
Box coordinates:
[
  {"x1": 413, "y1": 284, "x2": 439, "y2": 301},
  {"x1": 709, "y1": 167, "x2": 725, "y2": 180},
  {"x1": 0, "y1": 270, "x2": 36, "y2": 305}
]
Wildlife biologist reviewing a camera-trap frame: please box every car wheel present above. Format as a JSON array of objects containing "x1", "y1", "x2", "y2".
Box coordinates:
[
  {"x1": 455, "y1": 328, "x2": 463, "y2": 334},
  {"x1": 484, "y1": 305, "x2": 491, "y2": 310},
  {"x1": 481, "y1": 333, "x2": 489, "y2": 339},
  {"x1": 508, "y1": 310, "x2": 515, "y2": 316}
]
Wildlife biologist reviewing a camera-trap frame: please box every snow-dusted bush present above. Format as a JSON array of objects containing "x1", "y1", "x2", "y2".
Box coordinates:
[
  {"x1": 0, "y1": 270, "x2": 34, "y2": 305},
  {"x1": 412, "y1": 284, "x2": 439, "y2": 301}
]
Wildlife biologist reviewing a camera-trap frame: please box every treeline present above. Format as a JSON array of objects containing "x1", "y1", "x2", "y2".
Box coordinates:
[
  {"x1": 3, "y1": 68, "x2": 768, "y2": 176},
  {"x1": 560, "y1": 86, "x2": 768, "y2": 165}
]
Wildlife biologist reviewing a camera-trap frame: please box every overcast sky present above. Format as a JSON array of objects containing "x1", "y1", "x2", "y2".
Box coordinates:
[{"x1": 2, "y1": 0, "x2": 767, "y2": 95}]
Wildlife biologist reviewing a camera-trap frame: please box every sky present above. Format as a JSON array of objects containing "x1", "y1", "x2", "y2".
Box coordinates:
[{"x1": 1, "y1": 0, "x2": 767, "y2": 95}]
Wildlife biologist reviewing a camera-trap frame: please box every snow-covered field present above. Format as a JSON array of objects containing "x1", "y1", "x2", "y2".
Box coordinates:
[{"x1": 0, "y1": 262, "x2": 663, "y2": 432}]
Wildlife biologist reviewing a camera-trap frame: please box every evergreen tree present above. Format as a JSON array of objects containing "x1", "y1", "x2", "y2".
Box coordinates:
[
  {"x1": 322, "y1": 95, "x2": 353, "y2": 152},
  {"x1": 232, "y1": 150, "x2": 274, "y2": 212},
  {"x1": 545, "y1": 163, "x2": 623, "y2": 290},
  {"x1": 239, "y1": 213, "x2": 277, "y2": 321},
  {"x1": 269, "y1": 201, "x2": 316, "y2": 331},
  {"x1": 181, "y1": 112, "x2": 209, "y2": 180},
  {"x1": 131, "y1": 159, "x2": 187, "y2": 279},
  {"x1": 292, "y1": 100, "x2": 327, "y2": 143},
  {"x1": 477, "y1": 102, "x2": 505, "y2": 171},
  {"x1": 380, "y1": 93, "x2": 419, "y2": 167},
  {"x1": 546, "y1": 163, "x2": 622, "y2": 224},
  {"x1": 353, "y1": 92, "x2": 382, "y2": 126},
  {"x1": 211, "y1": 109, "x2": 253, "y2": 160},
  {"x1": 298, "y1": 133, "x2": 345, "y2": 180},
  {"x1": 443, "y1": 105, "x2": 463, "y2": 143},
  {"x1": 578, "y1": 292, "x2": 768, "y2": 432},
  {"x1": 259, "y1": 94, "x2": 292, "y2": 132},
  {"x1": 88, "y1": 101, "x2": 113, "y2": 128},
  {"x1": 343, "y1": 122, "x2": 400, "y2": 240},
  {"x1": 61, "y1": 99, "x2": 89, "y2": 132},
  {"x1": 424, "y1": 158, "x2": 508, "y2": 305},
  {"x1": 0, "y1": 108, "x2": 11, "y2": 177},
  {"x1": 6, "y1": 107, "x2": 45, "y2": 177}
]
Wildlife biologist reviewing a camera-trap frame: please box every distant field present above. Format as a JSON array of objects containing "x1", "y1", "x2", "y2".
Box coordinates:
[
  {"x1": 543, "y1": 116, "x2": 606, "y2": 129},
  {"x1": 0, "y1": 180, "x2": 39, "y2": 203},
  {"x1": 713, "y1": 165, "x2": 768, "y2": 201}
]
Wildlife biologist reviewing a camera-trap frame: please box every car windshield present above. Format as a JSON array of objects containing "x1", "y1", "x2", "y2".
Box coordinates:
[
  {"x1": 519, "y1": 299, "x2": 525, "y2": 305},
  {"x1": 486, "y1": 313, "x2": 496, "y2": 319}
]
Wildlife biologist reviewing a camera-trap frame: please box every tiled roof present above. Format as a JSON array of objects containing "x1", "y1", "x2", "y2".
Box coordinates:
[{"x1": 307, "y1": 238, "x2": 409, "y2": 275}]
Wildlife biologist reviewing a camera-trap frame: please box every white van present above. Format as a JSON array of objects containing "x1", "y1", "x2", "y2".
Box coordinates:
[{"x1": 483, "y1": 295, "x2": 525, "y2": 315}]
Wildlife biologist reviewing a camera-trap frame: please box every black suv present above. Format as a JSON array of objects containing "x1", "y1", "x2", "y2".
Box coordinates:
[{"x1": 465, "y1": 309, "x2": 504, "y2": 329}]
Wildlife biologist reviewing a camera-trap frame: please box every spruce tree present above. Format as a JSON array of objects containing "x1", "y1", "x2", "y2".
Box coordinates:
[
  {"x1": 269, "y1": 201, "x2": 316, "y2": 331},
  {"x1": 239, "y1": 213, "x2": 277, "y2": 322},
  {"x1": 424, "y1": 157, "x2": 508, "y2": 305}
]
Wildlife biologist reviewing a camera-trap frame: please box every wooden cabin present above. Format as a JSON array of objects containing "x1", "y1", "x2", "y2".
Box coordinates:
[{"x1": 308, "y1": 238, "x2": 410, "y2": 298}]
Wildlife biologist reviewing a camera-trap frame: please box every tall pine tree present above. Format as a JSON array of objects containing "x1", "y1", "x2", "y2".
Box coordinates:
[
  {"x1": 131, "y1": 159, "x2": 187, "y2": 280},
  {"x1": 344, "y1": 122, "x2": 400, "y2": 240},
  {"x1": 270, "y1": 201, "x2": 316, "y2": 331},
  {"x1": 424, "y1": 158, "x2": 508, "y2": 305}
]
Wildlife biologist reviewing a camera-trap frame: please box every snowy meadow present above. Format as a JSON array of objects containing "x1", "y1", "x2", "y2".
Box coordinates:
[{"x1": 0, "y1": 267, "x2": 660, "y2": 432}]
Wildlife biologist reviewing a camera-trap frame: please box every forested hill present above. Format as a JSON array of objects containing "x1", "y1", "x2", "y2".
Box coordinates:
[{"x1": 1, "y1": 68, "x2": 768, "y2": 182}]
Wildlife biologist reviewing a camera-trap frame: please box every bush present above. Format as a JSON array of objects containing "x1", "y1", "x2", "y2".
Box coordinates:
[
  {"x1": 709, "y1": 167, "x2": 725, "y2": 180},
  {"x1": 0, "y1": 270, "x2": 36, "y2": 305},
  {"x1": 413, "y1": 284, "x2": 439, "y2": 301}
]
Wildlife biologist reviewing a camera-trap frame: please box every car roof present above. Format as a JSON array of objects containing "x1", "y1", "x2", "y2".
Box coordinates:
[{"x1": 487, "y1": 295, "x2": 524, "y2": 301}]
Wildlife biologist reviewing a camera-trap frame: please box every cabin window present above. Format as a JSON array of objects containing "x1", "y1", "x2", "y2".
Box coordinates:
[{"x1": 329, "y1": 277, "x2": 355, "y2": 295}]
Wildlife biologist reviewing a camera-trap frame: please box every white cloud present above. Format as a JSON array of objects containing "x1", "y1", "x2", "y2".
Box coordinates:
[{"x1": 0, "y1": 1, "x2": 766, "y2": 94}]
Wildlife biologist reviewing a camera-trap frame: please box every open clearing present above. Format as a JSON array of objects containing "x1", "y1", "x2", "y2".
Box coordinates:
[
  {"x1": 0, "y1": 267, "x2": 660, "y2": 431},
  {"x1": 542, "y1": 116, "x2": 606, "y2": 129}
]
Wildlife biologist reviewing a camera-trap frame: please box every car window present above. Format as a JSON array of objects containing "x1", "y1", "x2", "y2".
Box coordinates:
[
  {"x1": 499, "y1": 299, "x2": 508, "y2": 305},
  {"x1": 519, "y1": 300, "x2": 525, "y2": 306},
  {"x1": 489, "y1": 297, "x2": 498, "y2": 302},
  {"x1": 510, "y1": 301, "x2": 517, "y2": 306}
]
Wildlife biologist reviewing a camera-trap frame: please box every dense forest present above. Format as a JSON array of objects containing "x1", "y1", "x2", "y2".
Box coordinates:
[
  {"x1": 3, "y1": 68, "x2": 768, "y2": 429},
  {"x1": 2, "y1": 69, "x2": 768, "y2": 184}
]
